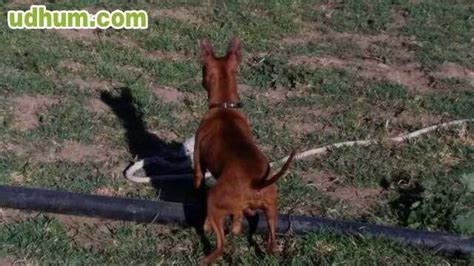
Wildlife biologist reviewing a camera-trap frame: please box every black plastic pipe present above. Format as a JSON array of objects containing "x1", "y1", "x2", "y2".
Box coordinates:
[{"x1": 0, "y1": 185, "x2": 473, "y2": 257}]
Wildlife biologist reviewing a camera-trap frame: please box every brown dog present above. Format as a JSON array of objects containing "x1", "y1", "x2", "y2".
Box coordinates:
[{"x1": 193, "y1": 37, "x2": 295, "y2": 264}]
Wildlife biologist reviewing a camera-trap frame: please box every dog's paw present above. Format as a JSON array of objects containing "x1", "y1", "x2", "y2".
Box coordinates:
[
  {"x1": 266, "y1": 242, "x2": 277, "y2": 255},
  {"x1": 198, "y1": 256, "x2": 209, "y2": 266},
  {"x1": 231, "y1": 221, "x2": 242, "y2": 235},
  {"x1": 199, "y1": 249, "x2": 223, "y2": 265},
  {"x1": 198, "y1": 255, "x2": 215, "y2": 266}
]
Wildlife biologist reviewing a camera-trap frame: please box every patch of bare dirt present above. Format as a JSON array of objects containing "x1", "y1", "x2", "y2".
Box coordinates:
[
  {"x1": 0, "y1": 256, "x2": 35, "y2": 266},
  {"x1": 333, "y1": 33, "x2": 409, "y2": 51},
  {"x1": 0, "y1": 66, "x2": 21, "y2": 77},
  {"x1": 107, "y1": 35, "x2": 140, "y2": 48},
  {"x1": 303, "y1": 171, "x2": 341, "y2": 191},
  {"x1": 146, "y1": 50, "x2": 189, "y2": 62},
  {"x1": 58, "y1": 59, "x2": 84, "y2": 73},
  {"x1": 387, "y1": 111, "x2": 444, "y2": 137},
  {"x1": 28, "y1": 140, "x2": 124, "y2": 166},
  {"x1": 150, "y1": 85, "x2": 183, "y2": 103},
  {"x1": 182, "y1": 90, "x2": 206, "y2": 105},
  {"x1": 52, "y1": 213, "x2": 114, "y2": 228},
  {"x1": 303, "y1": 171, "x2": 382, "y2": 212},
  {"x1": 12, "y1": 95, "x2": 58, "y2": 131},
  {"x1": 55, "y1": 27, "x2": 140, "y2": 49},
  {"x1": 66, "y1": 77, "x2": 122, "y2": 92},
  {"x1": 95, "y1": 184, "x2": 142, "y2": 198},
  {"x1": 88, "y1": 98, "x2": 111, "y2": 115},
  {"x1": 463, "y1": 136, "x2": 474, "y2": 146},
  {"x1": 246, "y1": 52, "x2": 270, "y2": 68},
  {"x1": 260, "y1": 86, "x2": 307, "y2": 105},
  {"x1": 56, "y1": 141, "x2": 99, "y2": 163},
  {"x1": 238, "y1": 84, "x2": 252, "y2": 93},
  {"x1": 432, "y1": 62, "x2": 474, "y2": 85},
  {"x1": 118, "y1": 65, "x2": 143, "y2": 74},
  {"x1": 281, "y1": 27, "x2": 420, "y2": 66},
  {"x1": 388, "y1": 8, "x2": 407, "y2": 30},
  {"x1": 314, "y1": 2, "x2": 339, "y2": 12},
  {"x1": 0, "y1": 208, "x2": 35, "y2": 224},
  {"x1": 295, "y1": 106, "x2": 338, "y2": 119},
  {"x1": 289, "y1": 56, "x2": 346, "y2": 68},
  {"x1": 95, "y1": 187, "x2": 121, "y2": 197},
  {"x1": 365, "y1": 62, "x2": 430, "y2": 91},
  {"x1": 106, "y1": 161, "x2": 130, "y2": 180},
  {"x1": 439, "y1": 148, "x2": 461, "y2": 167},
  {"x1": 0, "y1": 207, "x2": 121, "y2": 251},
  {"x1": 289, "y1": 55, "x2": 434, "y2": 91},
  {"x1": 0, "y1": 143, "x2": 28, "y2": 157},
  {"x1": 175, "y1": 107, "x2": 196, "y2": 122},
  {"x1": 393, "y1": 112, "x2": 443, "y2": 127},
  {"x1": 153, "y1": 130, "x2": 178, "y2": 142},
  {"x1": 282, "y1": 202, "x2": 322, "y2": 216},
  {"x1": 274, "y1": 115, "x2": 336, "y2": 137},
  {"x1": 150, "y1": 7, "x2": 204, "y2": 24},
  {"x1": 262, "y1": 89, "x2": 288, "y2": 104},
  {"x1": 327, "y1": 187, "x2": 382, "y2": 211},
  {"x1": 282, "y1": 30, "x2": 416, "y2": 52},
  {"x1": 281, "y1": 26, "x2": 474, "y2": 92},
  {"x1": 54, "y1": 29, "x2": 97, "y2": 42},
  {"x1": 258, "y1": 144, "x2": 274, "y2": 158},
  {"x1": 9, "y1": 171, "x2": 25, "y2": 184},
  {"x1": 49, "y1": 213, "x2": 119, "y2": 250},
  {"x1": 0, "y1": 257, "x2": 15, "y2": 266},
  {"x1": 294, "y1": 122, "x2": 336, "y2": 135},
  {"x1": 457, "y1": 126, "x2": 474, "y2": 146},
  {"x1": 280, "y1": 31, "x2": 321, "y2": 45}
]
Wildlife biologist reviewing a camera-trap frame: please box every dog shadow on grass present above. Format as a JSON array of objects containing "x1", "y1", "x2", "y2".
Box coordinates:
[
  {"x1": 100, "y1": 87, "x2": 213, "y2": 252},
  {"x1": 101, "y1": 87, "x2": 264, "y2": 256},
  {"x1": 100, "y1": 87, "x2": 194, "y2": 201}
]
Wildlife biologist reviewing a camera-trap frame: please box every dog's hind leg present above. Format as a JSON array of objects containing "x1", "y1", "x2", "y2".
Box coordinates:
[
  {"x1": 263, "y1": 201, "x2": 277, "y2": 254},
  {"x1": 231, "y1": 213, "x2": 243, "y2": 235},
  {"x1": 200, "y1": 211, "x2": 226, "y2": 265},
  {"x1": 193, "y1": 137, "x2": 204, "y2": 189}
]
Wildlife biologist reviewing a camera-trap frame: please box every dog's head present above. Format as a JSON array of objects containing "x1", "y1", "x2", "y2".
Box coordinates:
[{"x1": 199, "y1": 37, "x2": 242, "y2": 104}]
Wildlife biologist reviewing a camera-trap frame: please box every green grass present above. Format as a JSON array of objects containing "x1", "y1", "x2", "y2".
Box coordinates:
[
  {"x1": 320, "y1": 0, "x2": 394, "y2": 33},
  {"x1": 1, "y1": 0, "x2": 473, "y2": 264},
  {"x1": 0, "y1": 215, "x2": 462, "y2": 265},
  {"x1": 402, "y1": 1, "x2": 473, "y2": 68}
]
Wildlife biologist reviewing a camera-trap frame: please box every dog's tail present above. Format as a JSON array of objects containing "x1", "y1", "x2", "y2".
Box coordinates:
[{"x1": 258, "y1": 150, "x2": 296, "y2": 188}]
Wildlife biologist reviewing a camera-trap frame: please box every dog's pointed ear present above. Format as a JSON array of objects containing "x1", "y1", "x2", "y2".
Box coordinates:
[
  {"x1": 200, "y1": 38, "x2": 214, "y2": 64},
  {"x1": 227, "y1": 37, "x2": 241, "y2": 62}
]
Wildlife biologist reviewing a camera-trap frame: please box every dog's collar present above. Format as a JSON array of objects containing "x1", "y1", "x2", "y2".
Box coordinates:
[{"x1": 208, "y1": 101, "x2": 243, "y2": 109}]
